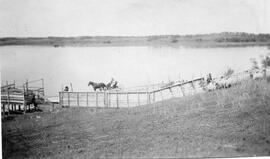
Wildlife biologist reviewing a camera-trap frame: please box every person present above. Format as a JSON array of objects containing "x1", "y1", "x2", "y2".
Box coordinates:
[
  {"x1": 64, "y1": 86, "x2": 69, "y2": 92},
  {"x1": 112, "y1": 81, "x2": 118, "y2": 89},
  {"x1": 206, "y1": 73, "x2": 212, "y2": 84},
  {"x1": 250, "y1": 73, "x2": 253, "y2": 79},
  {"x1": 32, "y1": 94, "x2": 38, "y2": 111},
  {"x1": 106, "y1": 78, "x2": 115, "y2": 90}
]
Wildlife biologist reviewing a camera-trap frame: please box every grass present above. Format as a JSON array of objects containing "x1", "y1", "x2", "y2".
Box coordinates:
[{"x1": 2, "y1": 79, "x2": 270, "y2": 158}]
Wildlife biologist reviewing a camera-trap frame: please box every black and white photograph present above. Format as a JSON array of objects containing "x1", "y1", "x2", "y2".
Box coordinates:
[{"x1": 1, "y1": 0, "x2": 270, "y2": 158}]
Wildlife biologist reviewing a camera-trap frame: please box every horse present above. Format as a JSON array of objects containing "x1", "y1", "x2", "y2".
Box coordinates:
[{"x1": 88, "y1": 81, "x2": 106, "y2": 91}]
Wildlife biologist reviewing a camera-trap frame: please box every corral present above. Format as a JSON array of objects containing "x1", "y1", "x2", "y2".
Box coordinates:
[
  {"x1": 59, "y1": 69, "x2": 268, "y2": 108},
  {"x1": 1, "y1": 79, "x2": 45, "y2": 116},
  {"x1": 59, "y1": 78, "x2": 205, "y2": 108}
]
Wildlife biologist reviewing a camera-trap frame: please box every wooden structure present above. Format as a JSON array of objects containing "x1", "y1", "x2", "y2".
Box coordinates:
[
  {"x1": 1, "y1": 79, "x2": 45, "y2": 117},
  {"x1": 59, "y1": 78, "x2": 204, "y2": 108},
  {"x1": 59, "y1": 91, "x2": 150, "y2": 108}
]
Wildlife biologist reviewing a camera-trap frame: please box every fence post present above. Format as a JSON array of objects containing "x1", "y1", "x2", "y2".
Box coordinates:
[
  {"x1": 180, "y1": 85, "x2": 185, "y2": 97},
  {"x1": 104, "y1": 92, "x2": 109, "y2": 108},
  {"x1": 26, "y1": 79, "x2": 28, "y2": 93},
  {"x1": 23, "y1": 84, "x2": 26, "y2": 114},
  {"x1": 160, "y1": 91, "x2": 163, "y2": 101},
  {"x1": 127, "y1": 93, "x2": 129, "y2": 108},
  {"x1": 191, "y1": 81, "x2": 195, "y2": 89},
  {"x1": 104, "y1": 92, "x2": 106, "y2": 107},
  {"x1": 77, "y1": 93, "x2": 79, "y2": 106},
  {"x1": 59, "y1": 92, "x2": 62, "y2": 107},
  {"x1": 191, "y1": 81, "x2": 196, "y2": 94},
  {"x1": 86, "y1": 92, "x2": 89, "y2": 107},
  {"x1": 137, "y1": 92, "x2": 140, "y2": 106},
  {"x1": 62, "y1": 92, "x2": 64, "y2": 106},
  {"x1": 147, "y1": 92, "x2": 150, "y2": 104},
  {"x1": 41, "y1": 78, "x2": 45, "y2": 96},
  {"x1": 153, "y1": 92, "x2": 155, "y2": 103},
  {"x1": 59, "y1": 92, "x2": 61, "y2": 106},
  {"x1": 7, "y1": 88, "x2": 10, "y2": 115},
  {"x1": 169, "y1": 87, "x2": 174, "y2": 97},
  {"x1": 116, "y1": 92, "x2": 119, "y2": 108},
  {"x1": 68, "y1": 92, "x2": 70, "y2": 107},
  {"x1": 2, "y1": 104, "x2": 5, "y2": 118},
  {"x1": 108, "y1": 92, "x2": 111, "y2": 108},
  {"x1": 146, "y1": 92, "x2": 148, "y2": 104},
  {"x1": 96, "y1": 92, "x2": 99, "y2": 108},
  {"x1": 107, "y1": 92, "x2": 108, "y2": 108}
]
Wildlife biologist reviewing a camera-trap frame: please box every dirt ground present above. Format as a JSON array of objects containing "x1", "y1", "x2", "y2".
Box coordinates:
[{"x1": 2, "y1": 82, "x2": 270, "y2": 158}]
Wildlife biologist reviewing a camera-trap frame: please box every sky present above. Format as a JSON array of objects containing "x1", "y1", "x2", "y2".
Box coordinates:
[{"x1": 0, "y1": 0, "x2": 270, "y2": 37}]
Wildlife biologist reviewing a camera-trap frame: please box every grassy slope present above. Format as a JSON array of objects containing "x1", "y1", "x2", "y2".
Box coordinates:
[{"x1": 2, "y1": 79, "x2": 270, "y2": 158}]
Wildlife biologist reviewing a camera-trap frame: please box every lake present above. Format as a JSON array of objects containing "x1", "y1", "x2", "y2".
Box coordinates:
[{"x1": 0, "y1": 45, "x2": 269, "y2": 96}]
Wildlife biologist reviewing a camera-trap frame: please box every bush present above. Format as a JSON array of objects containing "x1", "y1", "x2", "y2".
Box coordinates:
[{"x1": 224, "y1": 68, "x2": 234, "y2": 77}]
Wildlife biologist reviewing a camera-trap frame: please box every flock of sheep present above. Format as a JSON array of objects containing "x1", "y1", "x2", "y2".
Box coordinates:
[{"x1": 203, "y1": 68, "x2": 269, "y2": 91}]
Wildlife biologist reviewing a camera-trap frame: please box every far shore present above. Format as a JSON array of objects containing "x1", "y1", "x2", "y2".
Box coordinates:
[{"x1": 1, "y1": 32, "x2": 270, "y2": 48}]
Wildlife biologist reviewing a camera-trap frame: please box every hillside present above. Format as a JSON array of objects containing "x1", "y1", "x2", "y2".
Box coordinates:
[
  {"x1": 2, "y1": 79, "x2": 270, "y2": 158},
  {"x1": 1, "y1": 32, "x2": 270, "y2": 47}
]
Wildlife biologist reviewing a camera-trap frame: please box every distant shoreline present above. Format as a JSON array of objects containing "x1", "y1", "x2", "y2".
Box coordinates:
[{"x1": 1, "y1": 32, "x2": 270, "y2": 48}]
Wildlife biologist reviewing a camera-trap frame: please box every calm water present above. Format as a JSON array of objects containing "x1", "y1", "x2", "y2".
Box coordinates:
[{"x1": 0, "y1": 46, "x2": 269, "y2": 96}]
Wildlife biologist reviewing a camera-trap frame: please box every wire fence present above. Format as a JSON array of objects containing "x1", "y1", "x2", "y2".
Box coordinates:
[
  {"x1": 59, "y1": 78, "x2": 205, "y2": 108},
  {"x1": 59, "y1": 91, "x2": 150, "y2": 108},
  {"x1": 59, "y1": 67, "x2": 270, "y2": 108}
]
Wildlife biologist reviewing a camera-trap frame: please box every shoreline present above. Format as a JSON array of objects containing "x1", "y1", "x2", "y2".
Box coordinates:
[{"x1": 1, "y1": 32, "x2": 270, "y2": 48}]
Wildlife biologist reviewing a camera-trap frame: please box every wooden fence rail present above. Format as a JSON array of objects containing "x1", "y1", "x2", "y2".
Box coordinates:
[
  {"x1": 59, "y1": 77, "x2": 205, "y2": 108},
  {"x1": 59, "y1": 91, "x2": 150, "y2": 108},
  {"x1": 1, "y1": 79, "x2": 45, "y2": 117}
]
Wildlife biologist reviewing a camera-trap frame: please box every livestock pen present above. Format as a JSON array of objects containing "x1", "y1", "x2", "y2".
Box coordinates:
[
  {"x1": 59, "y1": 91, "x2": 150, "y2": 108},
  {"x1": 59, "y1": 77, "x2": 205, "y2": 108},
  {"x1": 1, "y1": 79, "x2": 45, "y2": 117},
  {"x1": 59, "y1": 68, "x2": 269, "y2": 109}
]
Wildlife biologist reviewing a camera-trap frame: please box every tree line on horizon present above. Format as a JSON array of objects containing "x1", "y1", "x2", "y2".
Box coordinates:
[{"x1": 1, "y1": 32, "x2": 270, "y2": 46}]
